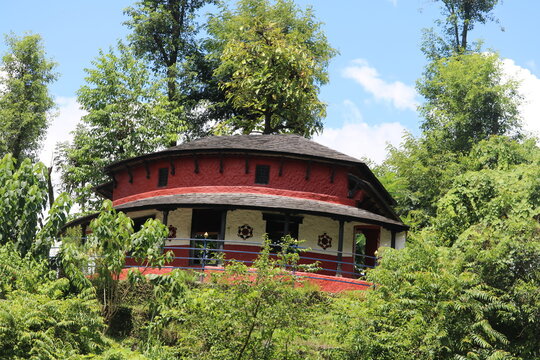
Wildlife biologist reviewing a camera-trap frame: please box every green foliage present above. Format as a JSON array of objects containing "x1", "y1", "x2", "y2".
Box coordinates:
[
  {"x1": 124, "y1": 0, "x2": 213, "y2": 103},
  {"x1": 142, "y1": 236, "x2": 323, "y2": 359},
  {"x1": 124, "y1": 0, "x2": 218, "y2": 140},
  {"x1": 0, "y1": 286, "x2": 106, "y2": 359},
  {"x1": 0, "y1": 244, "x2": 107, "y2": 359},
  {"x1": 454, "y1": 222, "x2": 540, "y2": 359},
  {"x1": 207, "y1": 0, "x2": 336, "y2": 136},
  {"x1": 0, "y1": 243, "x2": 54, "y2": 298},
  {"x1": 56, "y1": 42, "x2": 183, "y2": 212},
  {"x1": 422, "y1": 0, "x2": 499, "y2": 59},
  {"x1": 372, "y1": 132, "x2": 540, "y2": 359},
  {"x1": 340, "y1": 239, "x2": 517, "y2": 360},
  {"x1": 434, "y1": 165, "x2": 540, "y2": 245},
  {"x1": 0, "y1": 33, "x2": 57, "y2": 162},
  {"x1": 0, "y1": 154, "x2": 71, "y2": 258},
  {"x1": 465, "y1": 136, "x2": 539, "y2": 171},
  {"x1": 377, "y1": 133, "x2": 464, "y2": 228},
  {"x1": 60, "y1": 200, "x2": 171, "y2": 326},
  {"x1": 417, "y1": 52, "x2": 521, "y2": 154}
]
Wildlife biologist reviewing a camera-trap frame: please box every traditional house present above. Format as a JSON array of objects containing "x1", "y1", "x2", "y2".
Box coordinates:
[{"x1": 77, "y1": 134, "x2": 407, "y2": 278}]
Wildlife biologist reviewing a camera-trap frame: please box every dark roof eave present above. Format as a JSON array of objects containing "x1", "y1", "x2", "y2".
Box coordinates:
[
  {"x1": 118, "y1": 202, "x2": 409, "y2": 231},
  {"x1": 115, "y1": 193, "x2": 409, "y2": 231}
]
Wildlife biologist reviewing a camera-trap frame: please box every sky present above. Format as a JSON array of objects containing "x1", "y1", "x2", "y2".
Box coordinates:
[{"x1": 1, "y1": 0, "x2": 539, "y2": 169}]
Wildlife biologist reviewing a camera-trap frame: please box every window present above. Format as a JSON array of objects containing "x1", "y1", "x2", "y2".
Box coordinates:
[
  {"x1": 158, "y1": 167, "x2": 169, "y2": 187},
  {"x1": 263, "y1": 213, "x2": 302, "y2": 252},
  {"x1": 255, "y1": 165, "x2": 270, "y2": 184},
  {"x1": 133, "y1": 215, "x2": 155, "y2": 232}
]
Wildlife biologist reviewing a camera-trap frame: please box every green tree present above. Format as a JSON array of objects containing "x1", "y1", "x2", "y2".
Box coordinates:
[
  {"x1": 0, "y1": 154, "x2": 71, "y2": 258},
  {"x1": 422, "y1": 0, "x2": 500, "y2": 59},
  {"x1": 418, "y1": 52, "x2": 521, "y2": 154},
  {"x1": 431, "y1": 136, "x2": 540, "y2": 245},
  {"x1": 340, "y1": 234, "x2": 535, "y2": 360},
  {"x1": 207, "y1": 0, "x2": 336, "y2": 136},
  {"x1": 0, "y1": 244, "x2": 107, "y2": 359},
  {"x1": 0, "y1": 33, "x2": 57, "y2": 162},
  {"x1": 60, "y1": 200, "x2": 171, "y2": 326},
  {"x1": 144, "y1": 237, "x2": 321, "y2": 359},
  {"x1": 124, "y1": 0, "x2": 215, "y2": 138},
  {"x1": 380, "y1": 53, "x2": 522, "y2": 226},
  {"x1": 56, "y1": 42, "x2": 182, "y2": 212},
  {"x1": 377, "y1": 133, "x2": 464, "y2": 228},
  {"x1": 363, "y1": 137, "x2": 539, "y2": 358}
]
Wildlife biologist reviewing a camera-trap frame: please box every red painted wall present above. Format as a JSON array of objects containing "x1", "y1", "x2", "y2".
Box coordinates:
[{"x1": 112, "y1": 155, "x2": 360, "y2": 206}]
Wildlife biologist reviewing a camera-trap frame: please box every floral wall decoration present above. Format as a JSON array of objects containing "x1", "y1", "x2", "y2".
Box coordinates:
[
  {"x1": 237, "y1": 224, "x2": 254, "y2": 240},
  {"x1": 318, "y1": 233, "x2": 332, "y2": 250}
]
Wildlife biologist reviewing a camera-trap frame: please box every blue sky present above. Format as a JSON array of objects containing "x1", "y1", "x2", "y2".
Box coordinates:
[{"x1": 1, "y1": 0, "x2": 539, "y2": 166}]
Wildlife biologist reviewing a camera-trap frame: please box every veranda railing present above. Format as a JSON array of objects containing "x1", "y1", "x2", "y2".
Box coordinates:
[{"x1": 50, "y1": 238, "x2": 378, "y2": 279}]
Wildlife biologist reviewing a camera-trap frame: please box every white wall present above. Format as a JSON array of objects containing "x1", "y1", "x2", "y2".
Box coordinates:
[
  {"x1": 166, "y1": 208, "x2": 192, "y2": 246},
  {"x1": 395, "y1": 231, "x2": 407, "y2": 250},
  {"x1": 124, "y1": 207, "x2": 407, "y2": 252},
  {"x1": 224, "y1": 209, "x2": 267, "y2": 243}
]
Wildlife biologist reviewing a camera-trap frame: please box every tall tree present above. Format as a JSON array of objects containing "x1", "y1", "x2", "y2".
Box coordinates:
[
  {"x1": 0, "y1": 33, "x2": 57, "y2": 162},
  {"x1": 124, "y1": 0, "x2": 214, "y2": 139},
  {"x1": 417, "y1": 52, "x2": 521, "y2": 154},
  {"x1": 56, "y1": 42, "x2": 180, "y2": 212},
  {"x1": 206, "y1": 0, "x2": 336, "y2": 136},
  {"x1": 422, "y1": 0, "x2": 500, "y2": 59}
]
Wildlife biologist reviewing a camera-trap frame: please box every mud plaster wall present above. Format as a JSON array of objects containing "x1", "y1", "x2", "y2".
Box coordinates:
[{"x1": 165, "y1": 208, "x2": 192, "y2": 246}]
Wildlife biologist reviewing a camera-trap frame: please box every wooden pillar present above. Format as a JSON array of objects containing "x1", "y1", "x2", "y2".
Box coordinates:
[
  {"x1": 391, "y1": 230, "x2": 396, "y2": 249},
  {"x1": 162, "y1": 209, "x2": 169, "y2": 226},
  {"x1": 336, "y1": 219, "x2": 344, "y2": 277},
  {"x1": 219, "y1": 210, "x2": 227, "y2": 241},
  {"x1": 283, "y1": 213, "x2": 290, "y2": 236}
]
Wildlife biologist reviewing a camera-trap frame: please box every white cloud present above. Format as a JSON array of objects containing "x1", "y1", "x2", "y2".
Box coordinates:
[
  {"x1": 342, "y1": 59, "x2": 418, "y2": 111},
  {"x1": 387, "y1": 0, "x2": 398, "y2": 6},
  {"x1": 314, "y1": 100, "x2": 406, "y2": 164},
  {"x1": 40, "y1": 96, "x2": 86, "y2": 166},
  {"x1": 501, "y1": 59, "x2": 540, "y2": 137}
]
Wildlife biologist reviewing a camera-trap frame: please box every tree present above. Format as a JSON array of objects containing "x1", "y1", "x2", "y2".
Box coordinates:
[
  {"x1": 339, "y1": 228, "x2": 540, "y2": 360},
  {"x1": 60, "y1": 200, "x2": 171, "y2": 326},
  {"x1": 380, "y1": 52, "x2": 522, "y2": 226},
  {"x1": 432, "y1": 136, "x2": 540, "y2": 245},
  {"x1": 0, "y1": 154, "x2": 71, "y2": 258},
  {"x1": 0, "y1": 33, "x2": 57, "y2": 162},
  {"x1": 418, "y1": 52, "x2": 521, "y2": 154},
  {"x1": 0, "y1": 244, "x2": 107, "y2": 359},
  {"x1": 124, "y1": 0, "x2": 215, "y2": 139},
  {"x1": 144, "y1": 237, "x2": 321, "y2": 359},
  {"x1": 206, "y1": 0, "x2": 336, "y2": 136},
  {"x1": 360, "y1": 137, "x2": 539, "y2": 358},
  {"x1": 56, "y1": 42, "x2": 182, "y2": 212},
  {"x1": 377, "y1": 133, "x2": 465, "y2": 229},
  {"x1": 422, "y1": 0, "x2": 500, "y2": 59}
]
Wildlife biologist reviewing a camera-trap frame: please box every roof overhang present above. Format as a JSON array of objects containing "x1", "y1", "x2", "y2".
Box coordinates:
[{"x1": 115, "y1": 192, "x2": 408, "y2": 231}]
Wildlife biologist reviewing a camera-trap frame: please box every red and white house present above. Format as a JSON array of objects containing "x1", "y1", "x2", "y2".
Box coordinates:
[{"x1": 75, "y1": 134, "x2": 407, "y2": 279}]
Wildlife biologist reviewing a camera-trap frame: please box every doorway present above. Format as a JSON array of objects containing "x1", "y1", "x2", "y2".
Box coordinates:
[
  {"x1": 190, "y1": 209, "x2": 224, "y2": 265},
  {"x1": 353, "y1": 225, "x2": 380, "y2": 270}
]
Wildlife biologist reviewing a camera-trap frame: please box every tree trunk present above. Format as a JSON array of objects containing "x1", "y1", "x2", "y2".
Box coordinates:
[
  {"x1": 263, "y1": 112, "x2": 273, "y2": 134},
  {"x1": 47, "y1": 166, "x2": 55, "y2": 209}
]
